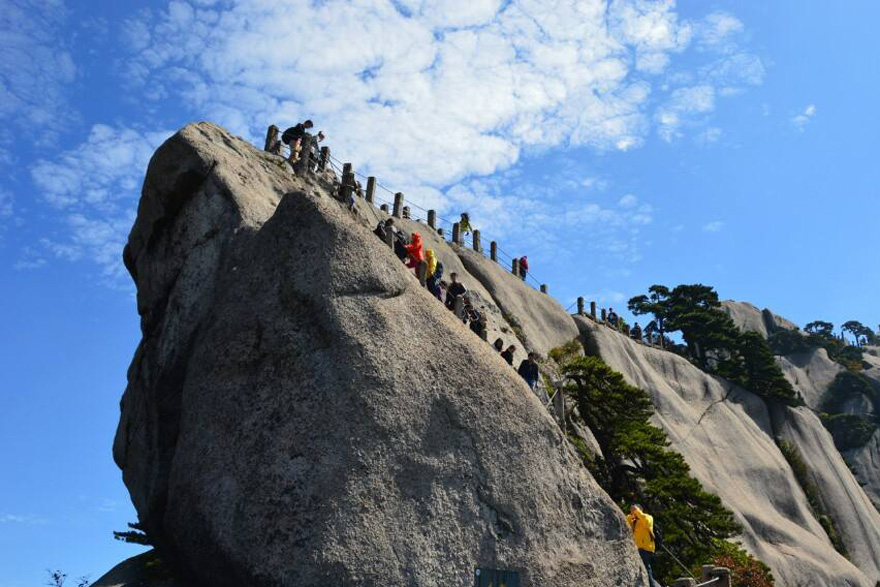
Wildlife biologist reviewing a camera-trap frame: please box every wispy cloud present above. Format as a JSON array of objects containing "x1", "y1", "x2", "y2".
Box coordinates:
[
  {"x1": 702, "y1": 220, "x2": 725, "y2": 232},
  {"x1": 29, "y1": 124, "x2": 172, "y2": 283},
  {"x1": 0, "y1": 187, "x2": 13, "y2": 217},
  {"x1": 0, "y1": 513, "x2": 48, "y2": 525},
  {"x1": 116, "y1": 0, "x2": 752, "y2": 187},
  {"x1": 0, "y1": 0, "x2": 78, "y2": 150},
  {"x1": 792, "y1": 104, "x2": 817, "y2": 131}
]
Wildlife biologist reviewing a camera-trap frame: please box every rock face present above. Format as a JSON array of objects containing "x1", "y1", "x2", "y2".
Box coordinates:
[
  {"x1": 844, "y1": 345, "x2": 880, "y2": 508},
  {"x1": 720, "y1": 300, "x2": 798, "y2": 338},
  {"x1": 573, "y1": 316, "x2": 876, "y2": 587},
  {"x1": 775, "y1": 347, "x2": 842, "y2": 410},
  {"x1": 769, "y1": 405, "x2": 880, "y2": 578},
  {"x1": 456, "y1": 247, "x2": 580, "y2": 358},
  {"x1": 114, "y1": 123, "x2": 647, "y2": 587}
]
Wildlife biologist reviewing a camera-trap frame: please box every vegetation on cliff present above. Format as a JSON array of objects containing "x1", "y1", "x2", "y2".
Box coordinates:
[
  {"x1": 628, "y1": 284, "x2": 799, "y2": 406},
  {"x1": 558, "y1": 353, "x2": 774, "y2": 585}
]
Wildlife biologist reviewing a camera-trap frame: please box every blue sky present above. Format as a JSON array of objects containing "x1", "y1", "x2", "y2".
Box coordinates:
[{"x1": 1, "y1": 0, "x2": 879, "y2": 584}]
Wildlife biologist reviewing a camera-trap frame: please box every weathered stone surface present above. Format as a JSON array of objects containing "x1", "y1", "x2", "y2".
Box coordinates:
[
  {"x1": 573, "y1": 316, "x2": 874, "y2": 587},
  {"x1": 456, "y1": 247, "x2": 580, "y2": 358},
  {"x1": 93, "y1": 551, "x2": 181, "y2": 587},
  {"x1": 770, "y1": 405, "x2": 880, "y2": 579},
  {"x1": 847, "y1": 430, "x2": 880, "y2": 509},
  {"x1": 114, "y1": 123, "x2": 647, "y2": 587},
  {"x1": 720, "y1": 300, "x2": 798, "y2": 338},
  {"x1": 776, "y1": 347, "x2": 843, "y2": 410}
]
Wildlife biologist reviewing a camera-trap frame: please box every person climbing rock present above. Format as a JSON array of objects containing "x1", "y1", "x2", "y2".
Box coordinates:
[
  {"x1": 446, "y1": 273, "x2": 467, "y2": 311},
  {"x1": 374, "y1": 218, "x2": 395, "y2": 241},
  {"x1": 607, "y1": 307, "x2": 619, "y2": 328},
  {"x1": 493, "y1": 338, "x2": 504, "y2": 353},
  {"x1": 281, "y1": 120, "x2": 313, "y2": 162},
  {"x1": 459, "y1": 213, "x2": 472, "y2": 236},
  {"x1": 501, "y1": 345, "x2": 516, "y2": 366},
  {"x1": 404, "y1": 232, "x2": 424, "y2": 269},
  {"x1": 519, "y1": 255, "x2": 529, "y2": 281},
  {"x1": 627, "y1": 504, "x2": 658, "y2": 587},
  {"x1": 517, "y1": 353, "x2": 540, "y2": 390},
  {"x1": 631, "y1": 322, "x2": 643, "y2": 341}
]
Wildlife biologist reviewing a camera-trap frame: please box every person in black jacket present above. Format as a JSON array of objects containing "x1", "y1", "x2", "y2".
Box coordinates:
[
  {"x1": 501, "y1": 345, "x2": 516, "y2": 365},
  {"x1": 445, "y1": 273, "x2": 467, "y2": 311},
  {"x1": 281, "y1": 120, "x2": 313, "y2": 161},
  {"x1": 517, "y1": 353, "x2": 540, "y2": 390}
]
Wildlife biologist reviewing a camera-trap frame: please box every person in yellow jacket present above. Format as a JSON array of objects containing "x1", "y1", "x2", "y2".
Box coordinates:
[
  {"x1": 627, "y1": 504, "x2": 658, "y2": 586},
  {"x1": 425, "y1": 249, "x2": 438, "y2": 278}
]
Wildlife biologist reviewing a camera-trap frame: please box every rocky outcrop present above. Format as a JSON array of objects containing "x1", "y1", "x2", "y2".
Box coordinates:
[
  {"x1": 456, "y1": 247, "x2": 580, "y2": 358},
  {"x1": 847, "y1": 430, "x2": 880, "y2": 508},
  {"x1": 114, "y1": 123, "x2": 647, "y2": 587},
  {"x1": 92, "y1": 551, "x2": 178, "y2": 587},
  {"x1": 775, "y1": 347, "x2": 843, "y2": 410},
  {"x1": 769, "y1": 405, "x2": 880, "y2": 578},
  {"x1": 573, "y1": 316, "x2": 875, "y2": 587},
  {"x1": 720, "y1": 300, "x2": 798, "y2": 338}
]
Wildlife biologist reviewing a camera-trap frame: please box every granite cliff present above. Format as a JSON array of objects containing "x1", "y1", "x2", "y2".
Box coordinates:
[{"x1": 99, "y1": 123, "x2": 880, "y2": 586}]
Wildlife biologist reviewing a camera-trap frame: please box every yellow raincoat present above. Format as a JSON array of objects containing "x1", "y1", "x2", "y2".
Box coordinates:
[
  {"x1": 426, "y1": 249, "x2": 438, "y2": 278},
  {"x1": 626, "y1": 507, "x2": 656, "y2": 553}
]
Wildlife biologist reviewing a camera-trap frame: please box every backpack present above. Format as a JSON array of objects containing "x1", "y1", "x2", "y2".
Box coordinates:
[
  {"x1": 433, "y1": 261, "x2": 444, "y2": 280},
  {"x1": 281, "y1": 125, "x2": 302, "y2": 145},
  {"x1": 651, "y1": 526, "x2": 663, "y2": 552}
]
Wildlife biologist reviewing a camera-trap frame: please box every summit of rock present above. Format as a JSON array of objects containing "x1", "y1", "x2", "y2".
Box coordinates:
[{"x1": 113, "y1": 123, "x2": 646, "y2": 587}]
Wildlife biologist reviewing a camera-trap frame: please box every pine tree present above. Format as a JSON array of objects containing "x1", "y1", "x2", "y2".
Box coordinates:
[{"x1": 562, "y1": 356, "x2": 745, "y2": 583}]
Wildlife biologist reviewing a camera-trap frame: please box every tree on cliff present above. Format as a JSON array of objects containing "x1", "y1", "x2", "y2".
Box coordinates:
[
  {"x1": 561, "y1": 356, "x2": 746, "y2": 584},
  {"x1": 628, "y1": 284, "x2": 798, "y2": 405},
  {"x1": 628, "y1": 285, "x2": 671, "y2": 346},
  {"x1": 842, "y1": 320, "x2": 874, "y2": 347}
]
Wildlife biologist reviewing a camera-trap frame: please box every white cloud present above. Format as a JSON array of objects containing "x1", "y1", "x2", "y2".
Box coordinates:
[
  {"x1": 0, "y1": 0, "x2": 78, "y2": 148},
  {"x1": 697, "y1": 12, "x2": 744, "y2": 51},
  {"x1": 0, "y1": 513, "x2": 47, "y2": 524},
  {"x1": 792, "y1": 104, "x2": 817, "y2": 130},
  {"x1": 618, "y1": 194, "x2": 638, "y2": 208},
  {"x1": 29, "y1": 125, "x2": 172, "y2": 283},
  {"x1": 117, "y1": 0, "x2": 719, "y2": 188},
  {"x1": 694, "y1": 126, "x2": 722, "y2": 145},
  {"x1": 656, "y1": 84, "x2": 715, "y2": 141},
  {"x1": 702, "y1": 220, "x2": 724, "y2": 232}
]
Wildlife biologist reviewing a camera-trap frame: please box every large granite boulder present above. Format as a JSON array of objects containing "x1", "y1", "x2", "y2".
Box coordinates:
[
  {"x1": 720, "y1": 300, "x2": 799, "y2": 338},
  {"x1": 573, "y1": 316, "x2": 875, "y2": 587},
  {"x1": 113, "y1": 123, "x2": 647, "y2": 587}
]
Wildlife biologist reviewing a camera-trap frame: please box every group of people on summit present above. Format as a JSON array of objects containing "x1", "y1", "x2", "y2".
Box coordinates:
[{"x1": 373, "y1": 215, "x2": 542, "y2": 394}]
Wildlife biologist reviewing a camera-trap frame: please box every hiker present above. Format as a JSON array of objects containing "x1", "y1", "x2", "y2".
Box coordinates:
[
  {"x1": 374, "y1": 218, "x2": 395, "y2": 241},
  {"x1": 519, "y1": 256, "x2": 529, "y2": 281},
  {"x1": 281, "y1": 120, "x2": 313, "y2": 162},
  {"x1": 393, "y1": 231, "x2": 409, "y2": 262},
  {"x1": 402, "y1": 206, "x2": 411, "y2": 219},
  {"x1": 404, "y1": 232, "x2": 425, "y2": 270},
  {"x1": 607, "y1": 307, "x2": 619, "y2": 328},
  {"x1": 446, "y1": 273, "x2": 467, "y2": 311},
  {"x1": 627, "y1": 505, "x2": 658, "y2": 586},
  {"x1": 631, "y1": 322, "x2": 643, "y2": 341},
  {"x1": 501, "y1": 345, "x2": 516, "y2": 365},
  {"x1": 309, "y1": 131, "x2": 325, "y2": 169},
  {"x1": 493, "y1": 338, "x2": 504, "y2": 353},
  {"x1": 427, "y1": 254, "x2": 444, "y2": 298},
  {"x1": 517, "y1": 353, "x2": 540, "y2": 390},
  {"x1": 459, "y1": 213, "x2": 472, "y2": 236},
  {"x1": 467, "y1": 303, "x2": 486, "y2": 337}
]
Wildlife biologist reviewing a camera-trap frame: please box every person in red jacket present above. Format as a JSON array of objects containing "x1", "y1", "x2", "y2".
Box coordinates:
[
  {"x1": 518, "y1": 256, "x2": 529, "y2": 281},
  {"x1": 404, "y1": 232, "x2": 425, "y2": 269}
]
